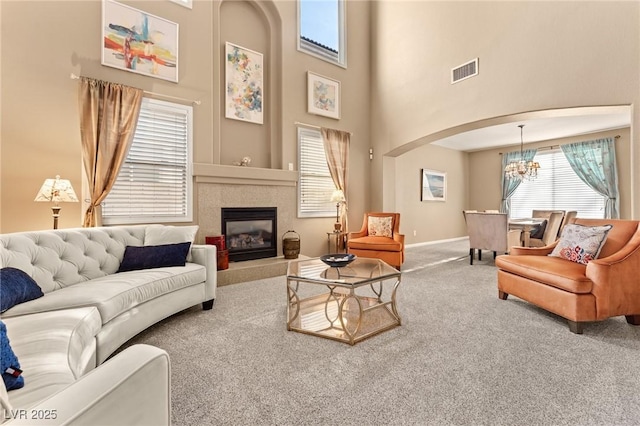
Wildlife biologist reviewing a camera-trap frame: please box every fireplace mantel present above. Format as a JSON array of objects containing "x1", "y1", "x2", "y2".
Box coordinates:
[{"x1": 194, "y1": 163, "x2": 298, "y2": 187}]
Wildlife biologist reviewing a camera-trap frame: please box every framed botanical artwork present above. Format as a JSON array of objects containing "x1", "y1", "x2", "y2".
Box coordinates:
[
  {"x1": 102, "y1": 0, "x2": 179, "y2": 83},
  {"x1": 225, "y1": 42, "x2": 264, "y2": 124},
  {"x1": 307, "y1": 71, "x2": 340, "y2": 119},
  {"x1": 421, "y1": 169, "x2": 447, "y2": 202}
]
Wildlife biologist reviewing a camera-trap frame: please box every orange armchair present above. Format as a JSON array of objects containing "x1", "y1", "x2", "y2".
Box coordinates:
[
  {"x1": 496, "y1": 218, "x2": 640, "y2": 334},
  {"x1": 347, "y1": 212, "x2": 405, "y2": 269}
]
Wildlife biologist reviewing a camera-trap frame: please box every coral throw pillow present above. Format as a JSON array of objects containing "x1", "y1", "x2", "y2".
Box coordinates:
[
  {"x1": 368, "y1": 216, "x2": 393, "y2": 237},
  {"x1": 549, "y1": 224, "x2": 612, "y2": 265}
]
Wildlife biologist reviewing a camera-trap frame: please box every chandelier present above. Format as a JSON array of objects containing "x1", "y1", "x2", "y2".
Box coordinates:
[{"x1": 504, "y1": 124, "x2": 540, "y2": 180}]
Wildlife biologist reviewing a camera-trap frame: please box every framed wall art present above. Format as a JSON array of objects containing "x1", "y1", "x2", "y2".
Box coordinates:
[
  {"x1": 307, "y1": 71, "x2": 340, "y2": 119},
  {"x1": 225, "y1": 42, "x2": 264, "y2": 124},
  {"x1": 421, "y1": 169, "x2": 447, "y2": 202},
  {"x1": 169, "y1": 0, "x2": 192, "y2": 9},
  {"x1": 102, "y1": 0, "x2": 179, "y2": 82}
]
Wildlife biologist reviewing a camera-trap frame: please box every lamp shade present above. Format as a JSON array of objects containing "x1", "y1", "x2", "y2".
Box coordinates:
[
  {"x1": 34, "y1": 175, "x2": 79, "y2": 205},
  {"x1": 330, "y1": 189, "x2": 345, "y2": 203}
]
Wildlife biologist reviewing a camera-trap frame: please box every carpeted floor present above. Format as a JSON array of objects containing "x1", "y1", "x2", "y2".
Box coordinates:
[{"x1": 125, "y1": 240, "x2": 640, "y2": 425}]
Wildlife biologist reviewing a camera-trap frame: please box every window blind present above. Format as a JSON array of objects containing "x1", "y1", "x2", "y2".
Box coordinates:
[
  {"x1": 102, "y1": 98, "x2": 193, "y2": 224},
  {"x1": 297, "y1": 127, "x2": 336, "y2": 218},
  {"x1": 510, "y1": 149, "x2": 605, "y2": 219}
]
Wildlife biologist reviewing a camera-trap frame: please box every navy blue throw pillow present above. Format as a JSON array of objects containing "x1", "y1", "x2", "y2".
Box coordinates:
[
  {"x1": 530, "y1": 219, "x2": 548, "y2": 240},
  {"x1": 117, "y1": 242, "x2": 191, "y2": 273},
  {"x1": 0, "y1": 267, "x2": 44, "y2": 313},
  {"x1": 0, "y1": 321, "x2": 24, "y2": 390}
]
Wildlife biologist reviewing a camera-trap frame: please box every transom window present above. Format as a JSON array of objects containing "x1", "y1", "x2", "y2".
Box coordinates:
[
  {"x1": 298, "y1": 0, "x2": 346, "y2": 68},
  {"x1": 510, "y1": 149, "x2": 605, "y2": 219},
  {"x1": 102, "y1": 98, "x2": 193, "y2": 224},
  {"x1": 297, "y1": 126, "x2": 336, "y2": 218}
]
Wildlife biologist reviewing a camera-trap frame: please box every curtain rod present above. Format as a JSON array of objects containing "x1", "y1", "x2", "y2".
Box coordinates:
[
  {"x1": 294, "y1": 121, "x2": 353, "y2": 135},
  {"x1": 70, "y1": 73, "x2": 201, "y2": 106},
  {"x1": 499, "y1": 135, "x2": 621, "y2": 155}
]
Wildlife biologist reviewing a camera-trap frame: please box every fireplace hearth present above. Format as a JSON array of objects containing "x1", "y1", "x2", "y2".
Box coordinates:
[{"x1": 221, "y1": 207, "x2": 277, "y2": 262}]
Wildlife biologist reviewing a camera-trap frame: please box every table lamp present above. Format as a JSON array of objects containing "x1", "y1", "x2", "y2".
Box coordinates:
[
  {"x1": 330, "y1": 189, "x2": 345, "y2": 231},
  {"x1": 34, "y1": 175, "x2": 79, "y2": 229}
]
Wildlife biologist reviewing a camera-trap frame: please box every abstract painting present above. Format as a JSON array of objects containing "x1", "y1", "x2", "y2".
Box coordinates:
[
  {"x1": 102, "y1": 0, "x2": 179, "y2": 82},
  {"x1": 307, "y1": 71, "x2": 340, "y2": 119},
  {"x1": 421, "y1": 169, "x2": 447, "y2": 202},
  {"x1": 225, "y1": 42, "x2": 263, "y2": 124}
]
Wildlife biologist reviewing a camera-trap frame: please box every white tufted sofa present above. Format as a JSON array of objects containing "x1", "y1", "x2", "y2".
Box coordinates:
[{"x1": 0, "y1": 225, "x2": 216, "y2": 424}]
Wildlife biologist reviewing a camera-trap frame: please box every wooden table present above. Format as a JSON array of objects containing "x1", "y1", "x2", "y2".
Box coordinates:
[
  {"x1": 326, "y1": 230, "x2": 346, "y2": 253},
  {"x1": 508, "y1": 218, "x2": 544, "y2": 247}
]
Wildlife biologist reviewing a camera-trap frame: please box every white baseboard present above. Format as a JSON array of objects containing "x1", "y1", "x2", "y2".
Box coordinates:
[{"x1": 405, "y1": 236, "x2": 468, "y2": 249}]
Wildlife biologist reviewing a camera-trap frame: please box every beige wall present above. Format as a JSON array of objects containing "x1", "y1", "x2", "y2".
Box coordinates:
[
  {"x1": 0, "y1": 0, "x2": 372, "y2": 258},
  {"x1": 1, "y1": 0, "x2": 215, "y2": 232},
  {"x1": 394, "y1": 144, "x2": 468, "y2": 244},
  {"x1": 371, "y1": 0, "x2": 640, "y2": 240},
  {"x1": 3, "y1": 0, "x2": 638, "y2": 251}
]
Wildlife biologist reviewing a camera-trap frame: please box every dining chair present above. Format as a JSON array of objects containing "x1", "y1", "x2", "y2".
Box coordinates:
[
  {"x1": 528, "y1": 210, "x2": 565, "y2": 247},
  {"x1": 464, "y1": 212, "x2": 522, "y2": 265},
  {"x1": 558, "y1": 210, "x2": 578, "y2": 238}
]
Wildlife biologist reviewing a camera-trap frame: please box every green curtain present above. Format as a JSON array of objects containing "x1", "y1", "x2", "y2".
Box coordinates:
[
  {"x1": 561, "y1": 138, "x2": 619, "y2": 219},
  {"x1": 500, "y1": 149, "x2": 537, "y2": 215}
]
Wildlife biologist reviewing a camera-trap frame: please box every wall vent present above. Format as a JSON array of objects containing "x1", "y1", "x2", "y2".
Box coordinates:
[{"x1": 451, "y1": 58, "x2": 479, "y2": 84}]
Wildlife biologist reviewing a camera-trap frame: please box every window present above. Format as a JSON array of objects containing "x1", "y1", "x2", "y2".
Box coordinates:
[
  {"x1": 297, "y1": 127, "x2": 336, "y2": 218},
  {"x1": 510, "y1": 149, "x2": 605, "y2": 219},
  {"x1": 298, "y1": 0, "x2": 346, "y2": 68},
  {"x1": 102, "y1": 98, "x2": 193, "y2": 224}
]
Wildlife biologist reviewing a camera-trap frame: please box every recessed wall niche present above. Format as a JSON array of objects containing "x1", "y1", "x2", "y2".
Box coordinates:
[{"x1": 220, "y1": 0, "x2": 278, "y2": 169}]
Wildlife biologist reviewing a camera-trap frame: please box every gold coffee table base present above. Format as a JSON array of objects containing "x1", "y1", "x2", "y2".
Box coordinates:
[{"x1": 286, "y1": 258, "x2": 402, "y2": 345}]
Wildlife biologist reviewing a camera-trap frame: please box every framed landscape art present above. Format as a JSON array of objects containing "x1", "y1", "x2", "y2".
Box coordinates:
[
  {"x1": 225, "y1": 42, "x2": 264, "y2": 124},
  {"x1": 102, "y1": 0, "x2": 179, "y2": 82},
  {"x1": 421, "y1": 169, "x2": 446, "y2": 202},
  {"x1": 307, "y1": 71, "x2": 340, "y2": 119}
]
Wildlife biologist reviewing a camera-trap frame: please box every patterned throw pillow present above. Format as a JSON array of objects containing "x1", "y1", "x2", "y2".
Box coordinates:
[
  {"x1": 368, "y1": 216, "x2": 393, "y2": 237},
  {"x1": 549, "y1": 224, "x2": 612, "y2": 265}
]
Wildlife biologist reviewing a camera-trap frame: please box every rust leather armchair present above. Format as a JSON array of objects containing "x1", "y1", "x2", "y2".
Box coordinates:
[
  {"x1": 496, "y1": 218, "x2": 640, "y2": 334},
  {"x1": 347, "y1": 212, "x2": 404, "y2": 269}
]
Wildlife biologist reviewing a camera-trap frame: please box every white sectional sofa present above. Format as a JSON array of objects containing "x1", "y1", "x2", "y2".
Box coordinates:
[{"x1": 0, "y1": 224, "x2": 217, "y2": 424}]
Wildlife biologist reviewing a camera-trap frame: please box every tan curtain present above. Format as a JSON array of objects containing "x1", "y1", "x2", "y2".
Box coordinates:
[
  {"x1": 321, "y1": 128, "x2": 350, "y2": 233},
  {"x1": 78, "y1": 77, "x2": 143, "y2": 227}
]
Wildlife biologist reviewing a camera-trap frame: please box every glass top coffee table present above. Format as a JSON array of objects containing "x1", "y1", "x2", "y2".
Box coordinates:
[{"x1": 286, "y1": 257, "x2": 402, "y2": 345}]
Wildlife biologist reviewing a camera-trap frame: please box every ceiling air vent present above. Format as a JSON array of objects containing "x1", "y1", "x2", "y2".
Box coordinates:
[{"x1": 451, "y1": 58, "x2": 479, "y2": 84}]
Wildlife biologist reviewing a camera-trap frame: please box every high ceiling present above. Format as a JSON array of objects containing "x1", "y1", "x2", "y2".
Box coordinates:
[{"x1": 431, "y1": 107, "x2": 631, "y2": 152}]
